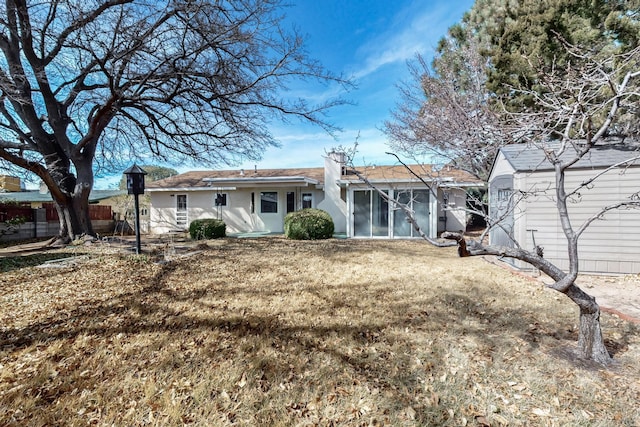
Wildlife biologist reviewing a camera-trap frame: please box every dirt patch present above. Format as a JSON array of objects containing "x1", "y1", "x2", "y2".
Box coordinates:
[{"x1": 573, "y1": 274, "x2": 640, "y2": 324}]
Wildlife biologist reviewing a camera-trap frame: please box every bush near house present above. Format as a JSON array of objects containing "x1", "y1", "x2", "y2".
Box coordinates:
[
  {"x1": 189, "y1": 218, "x2": 226, "y2": 240},
  {"x1": 285, "y1": 208, "x2": 334, "y2": 240}
]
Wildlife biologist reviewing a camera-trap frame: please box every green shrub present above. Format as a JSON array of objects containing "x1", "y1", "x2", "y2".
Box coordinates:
[
  {"x1": 284, "y1": 208, "x2": 334, "y2": 240},
  {"x1": 189, "y1": 218, "x2": 226, "y2": 240}
]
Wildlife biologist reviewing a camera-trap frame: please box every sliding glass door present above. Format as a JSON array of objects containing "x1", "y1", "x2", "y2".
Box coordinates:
[
  {"x1": 353, "y1": 188, "x2": 431, "y2": 238},
  {"x1": 353, "y1": 190, "x2": 371, "y2": 237},
  {"x1": 392, "y1": 189, "x2": 430, "y2": 238},
  {"x1": 353, "y1": 190, "x2": 389, "y2": 237}
]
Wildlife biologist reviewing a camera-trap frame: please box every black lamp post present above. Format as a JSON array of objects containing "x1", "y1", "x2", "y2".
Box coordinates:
[{"x1": 123, "y1": 164, "x2": 147, "y2": 254}]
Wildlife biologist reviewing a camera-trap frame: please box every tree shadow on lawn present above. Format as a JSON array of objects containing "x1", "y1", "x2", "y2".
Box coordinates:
[
  {"x1": 1, "y1": 258, "x2": 634, "y2": 423},
  {"x1": 406, "y1": 290, "x2": 635, "y2": 363},
  {"x1": 0, "y1": 252, "x2": 87, "y2": 274},
  {"x1": 0, "y1": 262, "x2": 451, "y2": 422},
  {"x1": 0, "y1": 258, "x2": 625, "y2": 360}
]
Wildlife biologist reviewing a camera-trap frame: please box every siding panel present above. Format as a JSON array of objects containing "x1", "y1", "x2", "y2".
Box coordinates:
[{"x1": 514, "y1": 166, "x2": 640, "y2": 274}]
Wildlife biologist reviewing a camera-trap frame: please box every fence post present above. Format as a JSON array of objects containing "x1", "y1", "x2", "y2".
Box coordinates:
[{"x1": 35, "y1": 208, "x2": 47, "y2": 238}]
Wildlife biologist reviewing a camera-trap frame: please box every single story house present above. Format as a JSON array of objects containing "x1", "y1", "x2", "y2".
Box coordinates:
[
  {"x1": 489, "y1": 142, "x2": 640, "y2": 274},
  {"x1": 146, "y1": 152, "x2": 482, "y2": 239}
]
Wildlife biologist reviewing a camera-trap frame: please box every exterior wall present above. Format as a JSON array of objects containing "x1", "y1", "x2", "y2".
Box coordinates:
[
  {"x1": 317, "y1": 152, "x2": 347, "y2": 233},
  {"x1": 488, "y1": 151, "x2": 517, "y2": 248},
  {"x1": 149, "y1": 192, "x2": 180, "y2": 233},
  {"x1": 149, "y1": 187, "x2": 325, "y2": 235},
  {"x1": 437, "y1": 188, "x2": 468, "y2": 234},
  {"x1": 488, "y1": 174, "x2": 516, "y2": 248},
  {"x1": 512, "y1": 167, "x2": 640, "y2": 274},
  {"x1": 0, "y1": 175, "x2": 21, "y2": 192}
]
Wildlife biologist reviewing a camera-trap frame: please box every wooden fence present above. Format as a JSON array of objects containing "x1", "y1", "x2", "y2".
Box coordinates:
[
  {"x1": 42, "y1": 203, "x2": 113, "y2": 221},
  {"x1": 1, "y1": 203, "x2": 115, "y2": 241},
  {"x1": 0, "y1": 205, "x2": 35, "y2": 222}
]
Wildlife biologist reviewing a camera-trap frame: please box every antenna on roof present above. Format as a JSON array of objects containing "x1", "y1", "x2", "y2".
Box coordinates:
[{"x1": 254, "y1": 165, "x2": 257, "y2": 174}]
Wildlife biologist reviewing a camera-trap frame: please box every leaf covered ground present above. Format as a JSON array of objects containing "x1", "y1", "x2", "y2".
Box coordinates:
[{"x1": 1, "y1": 238, "x2": 639, "y2": 426}]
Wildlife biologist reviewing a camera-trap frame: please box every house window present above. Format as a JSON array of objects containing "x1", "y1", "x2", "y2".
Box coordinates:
[
  {"x1": 140, "y1": 207, "x2": 149, "y2": 216},
  {"x1": 251, "y1": 192, "x2": 255, "y2": 213},
  {"x1": 286, "y1": 192, "x2": 295, "y2": 213},
  {"x1": 497, "y1": 189, "x2": 511, "y2": 202},
  {"x1": 302, "y1": 193, "x2": 313, "y2": 209},
  {"x1": 260, "y1": 192, "x2": 278, "y2": 213},
  {"x1": 214, "y1": 193, "x2": 227, "y2": 206}
]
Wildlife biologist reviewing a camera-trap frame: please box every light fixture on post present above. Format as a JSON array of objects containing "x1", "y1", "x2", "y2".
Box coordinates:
[{"x1": 123, "y1": 164, "x2": 147, "y2": 254}]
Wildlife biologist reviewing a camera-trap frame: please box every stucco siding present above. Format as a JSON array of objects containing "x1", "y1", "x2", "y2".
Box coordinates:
[
  {"x1": 150, "y1": 187, "x2": 325, "y2": 235},
  {"x1": 514, "y1": 167, "x2": 640, "y2": 274},
  {"x1": 149, "y1": 192, "x2": 178, "y2": 233},
  {"x1": 437, "y1": 188, "x2": 468, "y2": 233}
]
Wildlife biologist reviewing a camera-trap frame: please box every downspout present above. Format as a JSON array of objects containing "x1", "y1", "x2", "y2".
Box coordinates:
[
  {"x1": 443, "y1": 190, "x2": 449, "y2": 232},
  {"x1": 345, "y1": 182, "x2": 351, "y2": 238}
]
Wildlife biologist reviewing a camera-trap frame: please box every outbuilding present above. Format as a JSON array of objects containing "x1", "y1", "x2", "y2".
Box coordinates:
[{"x1": 489, "y1": 142, "x2": 640, "y2": 274}]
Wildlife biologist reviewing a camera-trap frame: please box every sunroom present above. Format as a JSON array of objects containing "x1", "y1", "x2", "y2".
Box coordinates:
[{"x1": 347, "y1": 187, "x2": 436, "y2": 238}]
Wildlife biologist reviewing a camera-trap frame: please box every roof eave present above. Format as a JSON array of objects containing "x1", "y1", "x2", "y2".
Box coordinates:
[
  {"x1": 202, "y1": 176, "x2": 320, "y2": 186},
  {"x1": 146, "y1": 187, "x2": 233, "y2": 192}
]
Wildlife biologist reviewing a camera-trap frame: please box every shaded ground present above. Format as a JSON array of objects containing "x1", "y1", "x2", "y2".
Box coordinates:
[{"x1": 3, "y1": 235, "x2": 639, "y2": 322}]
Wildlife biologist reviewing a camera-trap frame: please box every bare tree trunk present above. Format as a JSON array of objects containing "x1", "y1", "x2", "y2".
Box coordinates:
[
  {"x1": 49, "y1": 158, "x2": 95, "y2": 243},
  {"x1": 51, "y1": 195, "x2": 94, "y2": 243},
  {"x1": 566, "y1": 285, "x2": 611, "y2": 364},
  {"x1": 442, "y1": 233, "x2": 613, "y2": 365}
]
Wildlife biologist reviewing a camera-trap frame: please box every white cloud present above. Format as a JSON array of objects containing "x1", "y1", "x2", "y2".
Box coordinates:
[
  {"x1": 353, "y1": 2, "x2": 455, "y2": 80},
  {"x1": 231, "y1": 125, "x2": 408, "y2": 171}
]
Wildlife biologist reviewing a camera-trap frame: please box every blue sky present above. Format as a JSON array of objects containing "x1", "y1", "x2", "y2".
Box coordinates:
[
  {"x1": 98, "y1": 0, "x2": 475, "y2": 188},
  {"x1": 232, "y1": 0, "x2": 475, "y2": 170}
]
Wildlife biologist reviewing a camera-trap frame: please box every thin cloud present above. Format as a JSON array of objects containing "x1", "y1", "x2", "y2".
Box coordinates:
[
  {"x1": 353, "y1": 2, "x2": 455, "y2": 80},
  {"x1": 233, "y1": 126, "x2": 399, "y2": 170}
]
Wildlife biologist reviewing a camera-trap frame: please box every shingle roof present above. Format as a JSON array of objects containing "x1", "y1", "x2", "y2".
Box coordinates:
[
  {"x1": 500, "y1": 141, "x2": 640, "y2": 172},
  {"x1": 146, "y1": 167, "x2": 325, "y2": 190},
  {"x1": 341, "y1": 164, "x2": 481, "y2": 184},
  {"x1": 146, "y1": 164, "x2": 482, "y2": 190}
]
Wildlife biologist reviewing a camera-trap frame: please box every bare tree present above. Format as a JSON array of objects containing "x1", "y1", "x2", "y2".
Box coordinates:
[
  {"x1": 0, "y1": 0, "x2": 350, "y2": 243},
  {"x1": 382, "y1": 43, "x2": 640, "y2": 365},
  {"x1": 383, "y1": 35, "x2": 509, "y2": 181}
]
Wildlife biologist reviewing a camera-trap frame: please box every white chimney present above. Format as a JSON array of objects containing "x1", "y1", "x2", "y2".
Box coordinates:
[{"x1": 39, "y1": 181, "x2": 49, "y2": 194}]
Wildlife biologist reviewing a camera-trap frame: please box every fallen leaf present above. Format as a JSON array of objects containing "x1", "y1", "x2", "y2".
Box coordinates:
[
  {"x1": 531, "y1": 408, "x2": 550, "y2": 417},
  {"x1": 404, "y1": 406, "x2": 416, "y2": 420},
  {"x1": 236, "y1": 373, "x2": 247, "y2": 388},
  {"x1": 474, "y1": 415, "x2": 491, "y2": 426}
]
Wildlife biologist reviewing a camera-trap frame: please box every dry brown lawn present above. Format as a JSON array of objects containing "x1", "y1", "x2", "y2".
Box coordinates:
[{"x1": 1, "y1": 237, "x2": 639, "y2": 426}]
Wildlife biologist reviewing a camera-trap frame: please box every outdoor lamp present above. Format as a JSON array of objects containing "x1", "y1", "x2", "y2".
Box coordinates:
[
  {"x1": 124, "y1": 164, "x2": 147, "y2": 195},
  {"x1": 123, "y1": 164, "x2": 147, "y2": 254}
]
